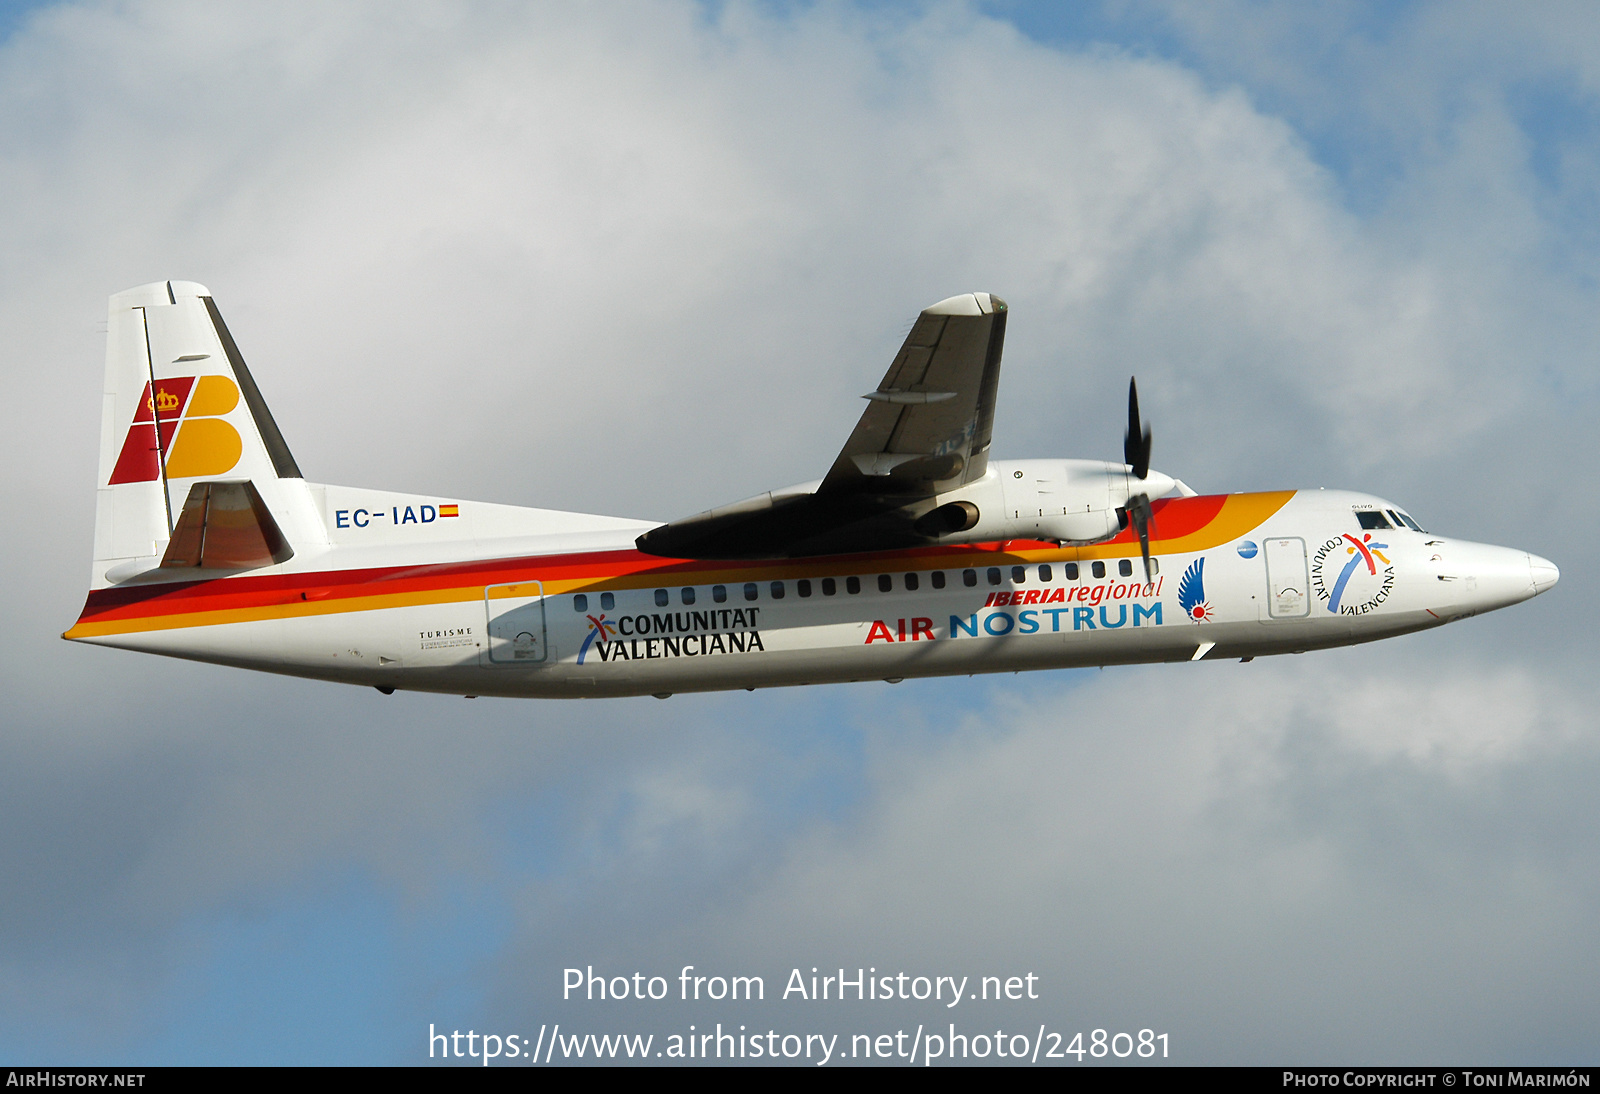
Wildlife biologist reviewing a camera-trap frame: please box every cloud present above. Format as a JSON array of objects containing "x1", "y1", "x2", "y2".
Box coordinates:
[
  {"x1": 0, "y1": 0, "x2": 1593, "y2": 1062},
  {"x1": 492, "y1": 656, "x2": 1597, "y2": 1062}
]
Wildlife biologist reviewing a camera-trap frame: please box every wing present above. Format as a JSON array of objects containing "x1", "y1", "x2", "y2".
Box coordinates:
[
  {"x1": 636, "y1": 293, "x2": 1008, "y2": 559},
  {"x1": 821, "y1": 291, "x2": 1007, "y2": 496}
]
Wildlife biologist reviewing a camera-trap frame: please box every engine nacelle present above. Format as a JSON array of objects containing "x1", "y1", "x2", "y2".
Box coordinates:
[
  {"x1": 925, "y1": 460, "x2": 1176, "y2": 546},
  {"x1": 1035, "y1": 507, "x2": 1125, "y2": 544}
]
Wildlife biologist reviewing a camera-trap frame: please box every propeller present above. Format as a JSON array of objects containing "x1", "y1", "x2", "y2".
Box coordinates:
[
  {"x1": 1123, "y1": 376, "x2": 1155, "y2": 581},
  {"x1": 1124, "y1": 376, "x2": 1151, "y2": 480}
]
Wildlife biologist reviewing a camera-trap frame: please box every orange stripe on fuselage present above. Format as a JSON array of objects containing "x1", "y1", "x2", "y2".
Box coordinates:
[
  {"x1": 64, "y1": 492, "x2": 1294, "y2": 638},
  {"x1": 1077, "y1": 490, "x2": 1291, "y2": 558}
]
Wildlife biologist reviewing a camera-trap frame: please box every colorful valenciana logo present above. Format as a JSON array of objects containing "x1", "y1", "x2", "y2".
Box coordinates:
[
  {"x1": 577, "y1": 613, "x2": 617, "y2": 665},
  {"x1": 1326, "y1": 532, "x2": 1390, "y2": 613},
  {"x1": 108, "y1": 375, "x2": 243, "y2": 484}
]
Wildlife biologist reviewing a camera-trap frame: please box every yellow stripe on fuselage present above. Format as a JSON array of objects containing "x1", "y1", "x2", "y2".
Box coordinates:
[{"x1": 65, "y1": 492, "x2": 1295, "y2": 639}]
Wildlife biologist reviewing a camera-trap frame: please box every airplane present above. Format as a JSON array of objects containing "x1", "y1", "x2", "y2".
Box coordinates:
[{"x1": 64, "y1": 282, "x2": 1558, "y2": 699}]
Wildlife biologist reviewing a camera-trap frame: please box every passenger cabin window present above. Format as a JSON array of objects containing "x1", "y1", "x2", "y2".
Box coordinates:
[
  {"x1": 822, "y1": 577, "x2": 837, "y2": 596},
  {"x1": 1356, "y1": 511, "x2": 1393, "y2": 530},
  {"x1": 878, "y1": 574, "x2": 893, "y2": 593},
  {"x1": 770, "y1": 581, "x2": 785, "y2": 599},
  {"x1": 987, "y1": 567, "x2": 1002, "y2": 586},
  {"x1": 1011, "y1": 565, "x2": 1026, "y2": 583},
  {"x1": 680, "y1": 587, "x2": 696, "y2": 605},
  {"x1": 573, "y1": 594, "x2": 588, "y2": 612},
  {"x1": 1118, "y1": 559, "x2": 1133, "y2": 578},
  {"x1": 931, "y1": 571, "x2": 946, "y2": 589},
  {"x1": 904, "y1": 572, "x2": 919, "y2": 591},
  {"x1": 654, "y1": 589, "x2": 669, "y2": 607},
  {"x1": 1149, "y1": 559, "x2": 1160, "y2": 575},
  {"x1": 600, "y1": 592, "x2": 614, "y2": 611},
  {"x1": 1038, "y1": 564, "x2": 1052, "y2": 582},
  {"x1": 744, "y1": 582, "x2": 759, "y2": 601},
  {"x1": 712, "y1": 585, "x2": 727, "y2": 603},
  {"x1": 1064, "y1": 562, "x2": 1079, "y2": 580},
  {"x1": 798, "y1": 579, "x2": 812, "y2": 598},
  {"x1": 847, "y1": 576, "x2": 861, "y2": 594},
  {"x1": 963, "y1": 569, "x2": 978, "y2": 587},
  {"x1": 1091, "y1": 561, "x2": 1106, "y2": 579}
]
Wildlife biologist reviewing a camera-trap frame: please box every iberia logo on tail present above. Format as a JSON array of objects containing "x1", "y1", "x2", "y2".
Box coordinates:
[{"x1": 108, "y1": 375, "x2": 243, "y2": 484}]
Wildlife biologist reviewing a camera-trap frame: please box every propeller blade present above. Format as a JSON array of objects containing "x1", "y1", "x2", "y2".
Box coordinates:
[
  {"x1": 1129, "y1": 493, "x2": 1154, "y2": 582},
  {"x1": 1124, "y1": 376, "x2": 1152, "y2": 480}
]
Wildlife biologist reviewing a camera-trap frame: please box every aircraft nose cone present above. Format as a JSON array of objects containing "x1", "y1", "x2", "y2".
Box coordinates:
[{"x1": 1528, "y1": 554, "x2": 1560, "y2": 595}]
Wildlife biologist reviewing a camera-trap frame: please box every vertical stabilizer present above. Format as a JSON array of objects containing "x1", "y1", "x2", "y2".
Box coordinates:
[{"x1": 92, "y1": 281, "x2": 303, "y2": 585}]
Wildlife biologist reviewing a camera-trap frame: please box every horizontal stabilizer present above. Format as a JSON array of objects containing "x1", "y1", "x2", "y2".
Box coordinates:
[{"x1": 161, "y1": 481, "x2": 293, "y2": 571}]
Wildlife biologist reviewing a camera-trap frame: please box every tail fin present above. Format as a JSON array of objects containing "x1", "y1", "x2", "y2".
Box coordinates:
[{"x1": 92, "y1": 281, "x2": 303, "y2": 584}]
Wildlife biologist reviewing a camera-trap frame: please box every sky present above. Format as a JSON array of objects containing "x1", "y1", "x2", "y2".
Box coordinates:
[{"x1": 0, "y1": 0, "x2": 1596, "y2": 1066}]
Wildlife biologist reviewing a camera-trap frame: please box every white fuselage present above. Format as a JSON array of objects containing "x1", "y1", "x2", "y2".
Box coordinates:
[{"x1": 69, "y1": 467, "x2": 1556, "y2": 699}]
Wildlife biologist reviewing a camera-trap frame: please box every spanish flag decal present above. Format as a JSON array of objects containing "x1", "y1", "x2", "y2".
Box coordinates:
[{"x1": 439, "y1": 504, "x2": 459, "y2": 518}]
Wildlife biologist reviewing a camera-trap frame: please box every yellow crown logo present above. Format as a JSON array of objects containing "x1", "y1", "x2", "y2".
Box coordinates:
[{"x1": 154, "y1": 389, "x2": 181, "y2": 413}]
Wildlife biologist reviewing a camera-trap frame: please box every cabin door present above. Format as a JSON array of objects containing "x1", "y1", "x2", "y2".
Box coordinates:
[
  {"x1": 1264, "y1": 538, "x2": 1311, "y2": 619},
  {"x1": 485, "y1": 581, "x2": 548, "y2": 663}
]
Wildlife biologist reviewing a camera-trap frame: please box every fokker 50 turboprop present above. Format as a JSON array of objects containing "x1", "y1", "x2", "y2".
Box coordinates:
[{"x1": 66, "y1": 283, "x2": 1557, "y2": 698}]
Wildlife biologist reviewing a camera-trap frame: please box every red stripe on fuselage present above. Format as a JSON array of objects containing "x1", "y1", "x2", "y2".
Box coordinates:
[{"x1": 72, "y1": 494, "x2": 1244, "y2": 629}]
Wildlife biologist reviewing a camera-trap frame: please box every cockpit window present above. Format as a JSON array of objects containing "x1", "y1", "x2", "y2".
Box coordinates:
[
  {"x1": 1356, "y1": 511, "x2": 1392, "y2": 530},
  {"x1": 1396, "y1": 511, "x2": 1425, "y2": 532}
]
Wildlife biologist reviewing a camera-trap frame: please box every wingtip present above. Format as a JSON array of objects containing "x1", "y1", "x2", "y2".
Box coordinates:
[{"x1": 924, "y1": 292, "x2": 1006, "y2": 316}]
